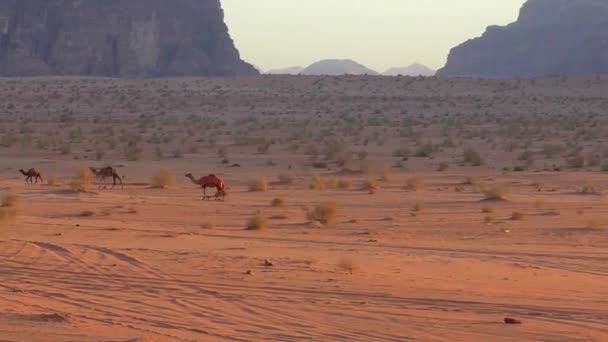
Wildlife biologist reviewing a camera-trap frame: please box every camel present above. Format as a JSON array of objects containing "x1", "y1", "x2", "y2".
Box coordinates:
[
  {"x1": 19, "y1": 168, "x2": 43, "y2": 184},
  {"x1": 185, "y1": 173, "x2": 226, "y2": 201},
  {"x1": 90, "y1": 166, "x2": 123, "y2": 189}
]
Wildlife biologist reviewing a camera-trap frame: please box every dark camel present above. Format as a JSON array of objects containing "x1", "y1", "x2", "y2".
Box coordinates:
[
  {"x1": 90, "y1": 167, "x2": 123, "y2": 189},
  {"x1": 19, "y1": 168, "x2": 43, "y2": 184},
  {"x1": 185, "y1": 173, "x2": 226, "y2": 201}
]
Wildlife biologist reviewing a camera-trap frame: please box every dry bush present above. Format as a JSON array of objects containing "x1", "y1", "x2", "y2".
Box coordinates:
[
  {"x1": 246, "y1": 213, "x2": 268, "y2": 231},
  {"x1": 337, "y1": 257, "x2": 357, "y2": 274},
  {"x1": 511, "y1": 211, "x2": 526, "y2": 221},
  {"x1": 277, "y1": 174, "x2": 295, "y2": 185},
  {"x1": 362, "y1": 177, "x2": 379, "y2": 194},
  {"x1": 151, "y1": 169, "x2": 176, "y2": 189},
  {"x1": 47, "y1": 175, "x2": 60, "y2": 186},
  {"x1": 69, "y1": 165, "x2": 96, "y2": 192},
  {"x1": 127, "y1": 206, "x2": 138, "y2": 214},
  {"x1": 337, "y1": 179, "x2": 351, "y2": 190},
  {"x1": 309, "y1": 174, "x2": 325, "y2": 190},
  {"x1": 306, "y1": 201, "x2": 337, "y2": 224},
  {"x1": 201, "y1": 222, "x2": 215, "y2": 230},
  {"x1": 481, "y1": 205, "x2": 494, "y2": 213},
  {"x1": 464, "y1": 176, "x2": 481, "y2": 185},
  {"x1": 271, "y1": 198, "x2": 286, "y2": 208},
  {"x1": 437, "y1": 162, "x2": 449, "y2": 172},
  {"x1": 580, "y1": 181, "x2": 603, "y2": 195},
  {"x1": 378, "y1": 165, "x2": 392, "y2": 182},
  {"x1": 463, "y1": 147, "x2": 484, "y2": 166},
  {"x1": 484, "y1": 215, "x2": 495, "y2": 225},
  {"x1": 405, "y1": 177, "x2": 425, "y2": 192},
  {"x1": 80, "y1": 210, "x2": 95, "y2": 217},
  {"x1": 532, "y1": 182, "x2": 544, "y2": 192},
  {"x1": 479, "y1": 184, "x2": 511, "y2": 201},
  {"x1": 1, "y1": 194, "x2": 19, "y2": 208},
  {"x1": 248, "y1": 177, "x2": 268, "y2": 192},
  {"x1": 412, "y1": 203, "x2": 423, "y2": 213},
  {"x1": 587, "y1": 219, "x2": 605, "y2": 230}
]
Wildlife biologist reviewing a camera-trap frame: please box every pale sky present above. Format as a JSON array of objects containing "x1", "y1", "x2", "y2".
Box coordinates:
[{"x1": 221, "y1": 0, "x2": 526, "y2": 72}]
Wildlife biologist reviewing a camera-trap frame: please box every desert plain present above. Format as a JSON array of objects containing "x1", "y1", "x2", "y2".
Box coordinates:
[{"x1": 0, "y1": 75, "x2": 607, "y2": 341}]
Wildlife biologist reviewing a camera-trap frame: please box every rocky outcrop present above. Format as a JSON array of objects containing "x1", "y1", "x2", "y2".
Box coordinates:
[
  {"x1": 383, "y1": 63, "x2": 435, "y2": 76},
  {"x1": 0, "y1": 0, "x2": 257, "y2": 77},
  {"x1": 300, "y1": 59, "x2": 378, "y2": 76},
  {"x1": 437, "y1": 0, "x2": 608, "y2": 78}
]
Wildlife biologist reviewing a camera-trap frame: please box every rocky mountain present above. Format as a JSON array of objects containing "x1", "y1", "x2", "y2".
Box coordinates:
[
  {"x1": 383, "y1": 63, "x2": 435, "y2": 76},
  {"x1": 0, "y1": 0, "x2": 258, "y2": 77},
  {"x1": 300, "y1": 59, "x2": 378, "y2": 75},
  {"x1": 437, "y1": 0, "x2": 608, "y2": 78},
  {"x1": 266, "y1": 66, "x2": 305, "y2": 75}
]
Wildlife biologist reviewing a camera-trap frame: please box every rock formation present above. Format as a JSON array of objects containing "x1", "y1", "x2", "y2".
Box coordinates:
[
  {"x1": 437, "y1": 0, "x2": 608, "y2": 78},
  {"x1": 0, "y1": 0, "x2": 257, "y2": 77},
  {"x1": 383, "y1": 63, "x2": 435, "y2": 76},
  {"x1": 300, "y1": 59, "x2": 378, "y2": 76}
]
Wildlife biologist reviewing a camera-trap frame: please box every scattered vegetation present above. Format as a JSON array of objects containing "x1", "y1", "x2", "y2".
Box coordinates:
[
  {"x1": 479, "y1": 184, "x2": 511, "y2": 201},
  {"x1": 404, "y1": 177, "x2": 425, "y2": 192},
  {"x1": 1, "y1": 194, "x2": 19, "y2": 208},
  {"x1": 271, "y1": 198, "x2": 286, "y2": 208},
  {"x1": 69, "y1": 164, "x2": 96, "y2": 192},
  {"x1": 246, "y1": 213, "x2": 268, "y2": 231},
  {"x1": 511, "y1": 211, "x2": 527, "y2": 221},
  {"x1": 248, "y1": 177, "x2": 268, "y2": 192},
  {"x1": 151, "y1": 169, "x2": 176, "y2": 189},
  {"x1": 306, "y1": 201, "x2": 337, "y2": 224}
]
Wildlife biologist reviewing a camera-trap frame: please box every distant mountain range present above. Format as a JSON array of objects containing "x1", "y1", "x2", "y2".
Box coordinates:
[
  {"x1": 265, "y1": 60, "x2": 435, "y2": 76},
  {"x1": 383, "y1": 63, "x2": 435, "y2": 76}
]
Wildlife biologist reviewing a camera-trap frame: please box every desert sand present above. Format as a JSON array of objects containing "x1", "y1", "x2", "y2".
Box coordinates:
[{"x1": 0, "y1": 76, "x2": 607, "y2": 341}]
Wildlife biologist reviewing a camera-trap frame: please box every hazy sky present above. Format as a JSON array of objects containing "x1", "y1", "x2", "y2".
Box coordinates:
[{"x1": 222, "y1": 0, "x2": 525, "y2": 71}]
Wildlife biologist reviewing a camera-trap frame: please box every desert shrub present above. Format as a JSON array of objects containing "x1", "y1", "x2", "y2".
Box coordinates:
[
  {"x1": 404, "y1": 177, "x2": 425, "y2": 192},
  {"x1": 151, "y1": 169, "x2": 176, "y2": 189},
  {"x1": 306, "y1": 201, "x2": 337, "y2": 224},
  {"x1": 201, "y1": 222, "x2": 215, "y2": 230},
  {"x1": 412, "y1": 203, "x2": 423, "y2": 213},
  {"x1": 464, "y1": 176, "x2": 481, "y2": 185},
  {"x1": 414, "y1": 143, "x2": 435, "y2": 158},
  {"x1": 511, "y1": 211, "x2": 526, "y2": 220},
  {"x1": 337, "y1": 179, "x2": 352, "y2": 190},
  {"x1": 124, "y1": 144, "x2": 143, "y2": 161},
  {"x1": 437, "y1": 162, "x2": 449, "y2": 172},
  {"x1": 309, "y1": 174, "x2": 325, "y2": 190},
  {"x1": 378, "y1": 165, "x2": 392, "y2": 182},
  {"x1": 312, "y1": 161, "x2": 328, "y2": 169},
  {"x1": 484, "y1": 215, "x2": 495, "y2": 224},
  {"x1": 481, "y1": 205, "x2": 494, "y2": 213},
  {"x1": 47, "y1": 175, "x2": 60, "y2": 186},
  {"x1": 601, "y1": 161, "x2": 608, "y2": 172},
  {"x1": 80, "y1": 210, "x2": 95, "y2": 217},
  {"x1": 277, "y1": 174, "x2": 295, "y2": 185},
  {"x1": 361, "y1": 177, "x2": 379, "y2": 194},
  {"x1": 566, "y1": 155, "x2": 585, "y2": 169},
  {"x1": 479, "y1": 184, "x2": 511, "y2": 201},
  {"x1": 271, "y1": 198, "x2": 286, "y2": 208},
  {"x1": 360, "y1": 160, "x2": 374, "y2": 174},
  {"x1": 69, "y1": 165, "x2": 96, "y2": 192},
  {"x1": 337, "y1": 257, "x2": 357, "y2": 274},
  {"x1": 587, "y1": 219, "x2": 605, "y2": 230},
  {"x1": 580, "y1": 181, "x2": 602, "y2": 195},
  {"x1": 1, "y1": 194, "x2": 19, "y2": 208},
  {"x1": 248, "y1": 177, "x2": 268, "y2": 192},
  {"x1": 393, "y1": 147, "x2": 412, "y2": 158},
  {"x1": 463, "y1": 147, "x2": 484, "y2": 166},
  {"x1": 246, "y1": 213, "x2": 268, "y2": 230}
]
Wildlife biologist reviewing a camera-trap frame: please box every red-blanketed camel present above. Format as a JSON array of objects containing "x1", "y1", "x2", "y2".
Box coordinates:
[{"x1": 185, "y1": 173, "x2": 226, "y2": 201}]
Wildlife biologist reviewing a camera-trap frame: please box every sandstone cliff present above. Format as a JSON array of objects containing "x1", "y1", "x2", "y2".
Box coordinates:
[
  {"x1": 437, "y1": 0, "x2": 608, "y2": 78},
  {"x1": 0, "y1": 0, "x2": 257, "y2": 77}
]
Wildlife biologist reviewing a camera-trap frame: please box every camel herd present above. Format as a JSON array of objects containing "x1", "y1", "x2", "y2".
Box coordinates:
[{"x1": 17, "y1": 167, "x2": 226, "y2": 201}]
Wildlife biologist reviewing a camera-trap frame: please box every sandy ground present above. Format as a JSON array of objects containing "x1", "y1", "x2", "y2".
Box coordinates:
[
  {"x1": 1, "y1": 157, "x2": 607, "y2": 342},
  {"x1": 1, "y1": 76, "x2": 608, "y2": 341}
]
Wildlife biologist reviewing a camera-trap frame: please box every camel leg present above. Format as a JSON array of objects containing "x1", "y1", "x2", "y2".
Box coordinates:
[
  {"x1": 117, "y1": 175, "x2": 123, "y2": 189},
  {"x1": 38, "y1": 175, "x2": 43, "y2": 184}
]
